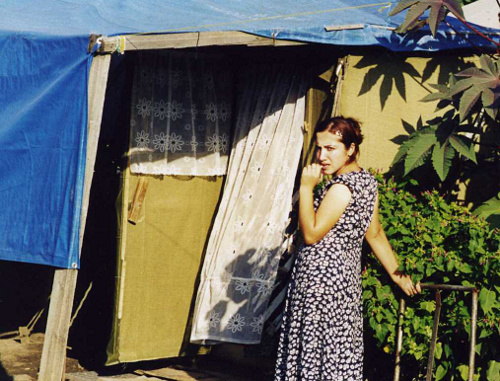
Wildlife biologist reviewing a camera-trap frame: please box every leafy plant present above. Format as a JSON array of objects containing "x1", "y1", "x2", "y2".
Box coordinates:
[
  {"x1": 389, "y1": 0, "x2": 464, "y2": 36},
  {"x1": 363, "y1": 173, "x2": 500, "y2": 380},
  {"x1": 390, "y1": 54, "x2": 500, "y2": 223},
  {"x1": 421, "y1": 55, "x2": 500, "y2": 122},
  {"x1": 391, "y1": 110, "x2": 478, "y2": 181},
  {"x1": 389, "y1": 0, "x2": 500, "y2": 49}
]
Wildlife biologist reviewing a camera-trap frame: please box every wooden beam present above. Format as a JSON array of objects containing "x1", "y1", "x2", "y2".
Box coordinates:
[
  {"x1": 100, "y1": 31, "x2": 305, "y2": 53},
  {"x1": 38, "y1": 53, "x2": 112, "y2": 381}
]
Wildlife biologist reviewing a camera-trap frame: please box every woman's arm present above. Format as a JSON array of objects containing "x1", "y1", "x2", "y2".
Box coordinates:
[
  {"x1": 365, "y1": 194, "x2": 421, "y2": 297},
  {"x1": 299, "y1": 164, "x2": 352, "y2": 245}
]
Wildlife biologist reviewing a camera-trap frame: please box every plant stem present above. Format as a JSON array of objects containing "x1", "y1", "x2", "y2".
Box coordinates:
[
  {"x1": 452, "y1": 13, "x2": 500, "y2": 49},
  {"x1": 444, "y1": 20, "x2": 487, "y2": 54}
]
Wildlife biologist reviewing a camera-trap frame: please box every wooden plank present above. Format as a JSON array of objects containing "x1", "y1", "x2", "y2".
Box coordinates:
[
  {"x1": 79, "y1": 53, "x2": 113, "y2": 249},
  {"x1": 136, "y1": 367, "x2": 223, "y2": 380},
  {"x1": 100, "y1": 31, "x2": 305, "y2": 53},
  {"x1": 127, "y1": 177, "x2": 149, "y2": 224},
  {"x1": 38, "y1": 53, "x2": 112, "y2": 381}
]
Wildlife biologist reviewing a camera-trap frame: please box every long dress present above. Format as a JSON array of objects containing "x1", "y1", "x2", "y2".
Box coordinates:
[{"x1": 274, "y1": 169, "x2": 378, "y2": 381}]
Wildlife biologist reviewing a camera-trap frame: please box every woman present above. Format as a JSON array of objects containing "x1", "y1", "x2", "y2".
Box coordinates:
[{"x1": 274, "y1": 117, "x2": 420, "y2": 380}]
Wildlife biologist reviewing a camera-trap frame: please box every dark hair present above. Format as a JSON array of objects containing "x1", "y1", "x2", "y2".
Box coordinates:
[{"x1": 315, "y1": 116, "x2": 364, "y2": 161}]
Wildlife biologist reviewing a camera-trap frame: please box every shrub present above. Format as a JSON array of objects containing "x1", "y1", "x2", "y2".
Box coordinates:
[{"x1": 363, "y1": 172, "x2": 500, "y2": 380}]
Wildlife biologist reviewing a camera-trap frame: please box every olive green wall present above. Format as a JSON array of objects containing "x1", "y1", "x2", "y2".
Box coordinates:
[{"x1": 338, "y1": 54, "x2": 477, "y2": 173}]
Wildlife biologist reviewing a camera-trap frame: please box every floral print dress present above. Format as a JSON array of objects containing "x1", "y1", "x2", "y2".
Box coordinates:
[{"x1": 275, "y1": 169, "x2": 378, "y2": 381}]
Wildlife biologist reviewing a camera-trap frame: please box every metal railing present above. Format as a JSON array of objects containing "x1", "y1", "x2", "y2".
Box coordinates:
[{"x1": 393, "y1": 284, "x2": 479, "y2": 381}]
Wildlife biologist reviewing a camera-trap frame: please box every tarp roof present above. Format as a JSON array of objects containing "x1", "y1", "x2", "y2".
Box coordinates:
[
  {"x1": 1, "y1": 0, "x2": 498, "y2": 51},
  {"x1": 0, "y1": 1, "x2": 498, "y2": 269}
]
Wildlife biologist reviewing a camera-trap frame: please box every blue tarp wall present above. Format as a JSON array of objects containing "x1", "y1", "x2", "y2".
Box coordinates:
[{"x1": 0, "y1": 0, "x2": 498, "y2": 268}]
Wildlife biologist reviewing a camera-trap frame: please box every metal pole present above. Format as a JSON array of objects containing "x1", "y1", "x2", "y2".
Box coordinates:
[
  {"x1": 426, "y1": 290, "x2": 442, "y2": 381},
  {"x1": 394, "y1": 284, "x2": 479, "y2": 380},
  {"x1": 468, "y1": 290, "x2": 479, "y2": 381},
  {"x1": 393, "y1": 298, "x2": 406, "y2": 381},
  {"x1": 420, "y1": 284, "x2": 476, "y2": 292}
]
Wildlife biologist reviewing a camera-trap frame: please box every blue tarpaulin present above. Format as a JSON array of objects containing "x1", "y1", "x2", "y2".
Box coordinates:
[
  {"x1": 0, "y1": 34, "x2": 91, "y2": 268},
  {"x1": 0, "y1": 0, "x2": 498, "y2": 268}
]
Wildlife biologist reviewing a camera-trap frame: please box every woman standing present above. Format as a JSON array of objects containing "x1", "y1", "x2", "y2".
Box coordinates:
[{"x1": 274, "y1": 117, "x2": 420, "y2": 380}]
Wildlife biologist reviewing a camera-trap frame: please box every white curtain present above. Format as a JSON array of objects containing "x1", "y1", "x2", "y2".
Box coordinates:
[
  {"x1": 129, "y1": 51, "x2": 233, "y2": 176},
  {"x1": 191, "y1": 65, "x2": 307, "y2": 344}
]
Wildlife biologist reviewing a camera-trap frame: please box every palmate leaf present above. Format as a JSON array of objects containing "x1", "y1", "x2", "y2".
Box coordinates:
[
  {"x1": 447, "y1": 77, "x2": 476, "y2": 97},
  {"x1": 431, "y1": 140, "x2": 455, "y2": 180},
  {"x1": 389, "y1": 0, "x2": 464, "y2": 36},
  {"x1": 391, "y1": 137, "x2": 416, "y2": 166},
  {"x1": 428, "y1": 3, "x2": 448, "y2": 36},
  {"x1": 389, "y1": 0, "x2": 420, "y2": 16},
  {"x1": 404, "y1": 131, "x2": 438, "y2": 175},
  {"x1": 420, "y1": 83, "x2": 450, "y2": 103},
  {"x1": 396, "y1": 2, "x2": 429, "y2": 33},
  {"x1": 456, "y1": 67, "x2": 493, "y2": 79},
  {"x1": 428, "y1": 83, "x2": 449, "y2": 92},
  {"x1": 444, "y1": 55, "x2": 500, "y2": 120},
  {"x1": 421, "y1": 91, "x2": 448, "y2": 102},
  {"x1": 482, "y1": 87, "x2": 500, "y2": 119},
  {"x1": 448, "y1": 134, "x2": 477, "y2": 163},
  {"x1": 479, "y1": 54, "x2": 499, "y2": 77},
  {"x1": 459, "y1": 86, "x2": 482, "y2": 121}
]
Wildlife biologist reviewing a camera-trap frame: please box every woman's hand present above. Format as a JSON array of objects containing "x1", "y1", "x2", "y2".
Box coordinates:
[
  {"x1": 300, "y1": 164, "x2": 322, "y2": 191},
  {"x1": 392, "y1": 271, "x2": 421, "y2": 297}
]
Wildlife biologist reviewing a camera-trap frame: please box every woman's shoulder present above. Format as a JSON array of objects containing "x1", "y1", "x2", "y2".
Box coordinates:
[
  {"x1": 328, "y1": 169, "x2": 377, "y2": 193},
  {"x1": 331, "y1": 168, "x2": 371, "y2": 182}
]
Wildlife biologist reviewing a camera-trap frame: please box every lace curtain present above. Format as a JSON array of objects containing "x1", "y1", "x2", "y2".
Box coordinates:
[
  {"x1": 129, "y1": 51, "x2": 233, "y2": 176},
  {"x1": 191, "y1": 65, "x2": 307, "y2": 344}
]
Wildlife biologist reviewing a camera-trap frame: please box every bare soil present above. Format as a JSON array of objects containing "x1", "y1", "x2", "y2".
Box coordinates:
[
  {"x1": 0, "y1": 334, "x2": 274, "y2": 381},
  {"x1": 0, "y1": 333, "x2": 82, "y2": 380}
]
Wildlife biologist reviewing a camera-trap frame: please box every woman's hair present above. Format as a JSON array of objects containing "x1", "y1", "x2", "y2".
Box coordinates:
[{"x1": 315, "y1": 116, "x2": 364, "y2": 161}]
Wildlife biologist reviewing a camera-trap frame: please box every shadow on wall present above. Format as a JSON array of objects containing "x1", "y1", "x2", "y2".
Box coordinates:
[{"x1": 355, "y1": 53, "x2": 473, "y2": 111}]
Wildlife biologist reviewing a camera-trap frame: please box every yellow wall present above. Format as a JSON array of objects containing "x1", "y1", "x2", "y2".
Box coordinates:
[{"x1": 338, "y1": 54, "x2": 476, "y2": 172}]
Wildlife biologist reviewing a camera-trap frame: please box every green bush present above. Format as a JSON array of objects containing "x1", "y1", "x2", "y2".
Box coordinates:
[{"x1": 363, "y1": 172, "x2": 500, "y2": 380}]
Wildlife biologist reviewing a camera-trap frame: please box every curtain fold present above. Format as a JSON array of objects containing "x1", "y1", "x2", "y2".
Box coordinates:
[
  {"x1": 191, "y1": 65, "x2": 307, "y2": 344},
  {"x1": 129, "y1": 51, "x2": 233, "y2": 176}
]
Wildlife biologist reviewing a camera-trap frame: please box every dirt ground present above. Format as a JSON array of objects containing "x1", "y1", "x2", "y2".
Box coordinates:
[
  {"x1": 0, "y1": 334, "x2": 275, "y2": 381},
  {"x1": 0, "y1": 333, "x2": 82, "y2": 381}
]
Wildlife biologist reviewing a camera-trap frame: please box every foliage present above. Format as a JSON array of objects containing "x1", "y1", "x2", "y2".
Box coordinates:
[
  {"x1": 389, "y1": 0, "x2": 464, "y2": 36},
  {"x1": 388, "y1": 0, "x2": 500, "y2": 225},
  {"x1": 389, "y1": 0, "x2": 500, "y2": 50},
  {"x1": 421, "y1": 55, "x2": 500, "y2": 122},
  {"x1": 390, "y1": 53, "x2": 500, "y2": 223},
  {"x1": 363, "y1": 173, "x2": 500, "y2": 380},
  {"x1": 391, "y1": 110, "x2": 478, "y2": 182}
]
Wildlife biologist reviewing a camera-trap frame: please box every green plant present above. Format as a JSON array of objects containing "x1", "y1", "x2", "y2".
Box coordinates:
[
  {"x1": 388, "y1": 0, "x2": 500, "y2": 225},
  {"x1": 363, "y1": 173, "x2": 500, "y2": 380}
]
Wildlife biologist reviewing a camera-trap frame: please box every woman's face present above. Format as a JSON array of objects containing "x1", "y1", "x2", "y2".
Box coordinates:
[{"x1": 315, "y1": 130, "x2": 355, "y2": 176}]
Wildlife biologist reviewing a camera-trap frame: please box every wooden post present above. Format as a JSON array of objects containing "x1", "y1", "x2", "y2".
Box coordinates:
[
  {"x1": 393, "y1": 298, "x2": 405, "y2": 381},
  {"x1": 38, "y1": 52, "x2": 112, "y2": 381}
]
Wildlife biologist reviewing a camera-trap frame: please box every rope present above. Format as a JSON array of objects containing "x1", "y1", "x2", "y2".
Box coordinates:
[{"x1": 130, "y1": 2, "x2": 393, "y2": 36}]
